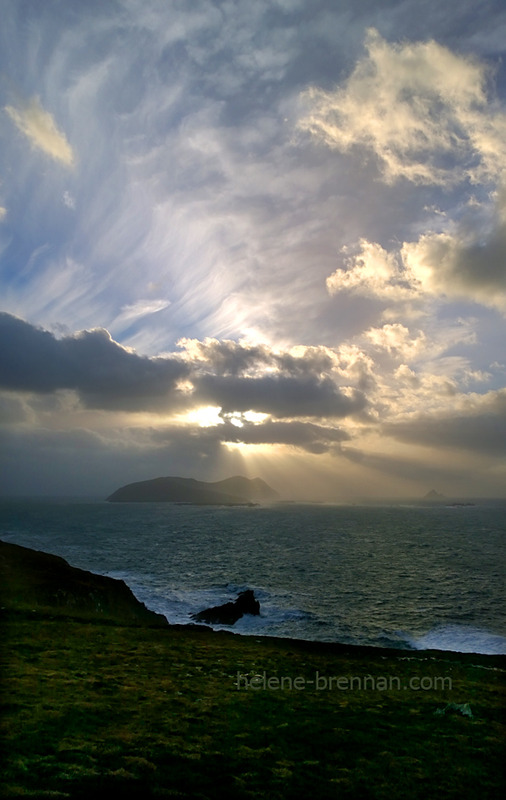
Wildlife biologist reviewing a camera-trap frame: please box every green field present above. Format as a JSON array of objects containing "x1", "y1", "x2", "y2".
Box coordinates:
[{"x1": 1, "y1": 611, "x2": 504, "y2": 799}]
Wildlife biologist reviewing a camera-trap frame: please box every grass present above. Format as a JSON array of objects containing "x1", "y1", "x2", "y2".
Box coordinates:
[{"x1": 1, "y1": 612, "x2": 505, "y2": 799}]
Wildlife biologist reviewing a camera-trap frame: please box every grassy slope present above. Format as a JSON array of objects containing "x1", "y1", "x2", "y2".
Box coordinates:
[{"x1": 1, "y1": 612, "x2": 505, "y2": 800}]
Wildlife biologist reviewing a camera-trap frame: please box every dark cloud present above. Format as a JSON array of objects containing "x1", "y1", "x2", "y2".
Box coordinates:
[
  {"x1": 220, "y1": 418, "x2": 349, "y2": 453},
  {"x1": 0, "y1": 315, "x2": 368, "y2": 419},
  {"x1": 383, "y1": 390, "x2": 506, "y2": 455},
  {"x1": 0, "y1": 313, "x2": 188, "y2": 410},
  {"x1": 0, "y1": 393, "x2": 28, "y2": 424},
  {"x1": 453, "y1": 218, "x2": 506, "y2": 295},
  {"x1": 194, "y1": 372, "x2": 365, "y2": 419},
  {"x1": 180, "y1": 338, "x2": 337, "y2": 377},
  {"x1": 152, "y1": 416, "x2": 350, "y2": 454},
  {"x1": 180, "y1": 338, "x2": 274, "y2": 376}
]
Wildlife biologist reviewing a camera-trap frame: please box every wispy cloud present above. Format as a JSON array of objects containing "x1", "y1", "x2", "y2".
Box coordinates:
[
  {"x1": 5, "y1": 96, "x2": 74, "y2": 167},
  {"x1": 113, "y1": 299, "x2": 172, "y2": 327}
]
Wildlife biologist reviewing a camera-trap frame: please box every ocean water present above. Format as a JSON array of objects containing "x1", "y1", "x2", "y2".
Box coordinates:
[{"x1": 1, "y1": 499, "x2": 505, "y2": 655}]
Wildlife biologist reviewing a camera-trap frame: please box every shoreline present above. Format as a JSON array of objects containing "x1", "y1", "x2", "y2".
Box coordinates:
[
  {"x1": 2, "y1": 539, "x2": 505, "y2": 798},
  {"x1": 163, "y1": 620, "x2": 506, "y2": 666},
  {"x1": 4, "y1": 605, "x2": 504, "y2": 672},
  {"x1": 2, "y1": 537, "x2": 505, "y2": 663}
]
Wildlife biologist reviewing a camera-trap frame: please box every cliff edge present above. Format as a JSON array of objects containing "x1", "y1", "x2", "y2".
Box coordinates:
[{"x1": 0, "y1": 540, "x2": 167, "y2": 627}]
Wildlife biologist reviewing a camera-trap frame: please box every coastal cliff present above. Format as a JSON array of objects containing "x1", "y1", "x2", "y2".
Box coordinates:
[
  {"x1": 0, "y1": 540, "x2": 167, "y2": 626},
  {"x1": 1, "y1": 540, "x2": 504, "y2": 799}
]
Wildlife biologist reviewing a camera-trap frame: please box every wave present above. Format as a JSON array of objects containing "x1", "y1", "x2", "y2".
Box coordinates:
[
  {"x1": 108, "y1": 571, "x2": 506, "y2": 654},
  {"x1": 405, "y1": 624, "x2": 506, "y2": 655},
  {"x1": 107, "y1": 575, "x2": 321, "y2": 635}
]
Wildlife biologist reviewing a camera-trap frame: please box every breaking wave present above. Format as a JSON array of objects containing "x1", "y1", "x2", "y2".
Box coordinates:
[{"x1": 405, "y1": 625, "x2": 506, "y2": 655}]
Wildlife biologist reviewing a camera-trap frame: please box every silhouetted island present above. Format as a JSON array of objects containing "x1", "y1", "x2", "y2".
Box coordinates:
[
  {"x1": 423, "y1": 489, "x2": 446, "y2": 500},
  {"x1": 106, "y1": 475, "x2": 279, "y2": 505}
]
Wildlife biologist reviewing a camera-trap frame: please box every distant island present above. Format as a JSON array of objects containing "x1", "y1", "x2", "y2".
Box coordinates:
[
  {"x1": 106, "y1": 475, "x2": 279, "y2": 505},
  {"x1": 423, "y1": 489, "x2": 446, "y2": 500}
]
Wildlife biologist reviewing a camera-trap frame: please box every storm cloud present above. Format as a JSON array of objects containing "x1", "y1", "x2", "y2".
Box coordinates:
[{"x1": 0, "y1": 313, "x2": 188, "y2": 410}]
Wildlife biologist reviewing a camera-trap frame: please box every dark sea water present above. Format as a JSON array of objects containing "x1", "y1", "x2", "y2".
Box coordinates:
[{"x1": 1, "y1": 499, "x2": 505, "y2": 655}]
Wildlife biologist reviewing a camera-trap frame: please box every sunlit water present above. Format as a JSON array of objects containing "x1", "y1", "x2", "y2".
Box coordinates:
[{"x1": 1, "y1": 499, "x2": 505, "y2": 654}]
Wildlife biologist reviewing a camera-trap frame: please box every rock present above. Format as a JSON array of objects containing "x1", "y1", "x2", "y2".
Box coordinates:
[{"x1": 191, "y1": 590, "x2": 260, "y2": 625}]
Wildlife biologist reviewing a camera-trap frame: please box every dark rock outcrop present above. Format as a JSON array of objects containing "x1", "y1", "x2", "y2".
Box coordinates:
[
  {"x1": 0, "y1": 540, "x2": 168, "y2": 627},
  {"x1": 106, "y1": 475, "x2": 278, "y2": 505},
  {"x1": 191, "y1": 590, "x2": 260, "y2": 625}
]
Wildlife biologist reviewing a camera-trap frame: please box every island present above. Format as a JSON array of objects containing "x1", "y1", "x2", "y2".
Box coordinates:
[
  {"x1": 423, "y1": 489, "x2": 446, "y2": 501},
  {"x1": 106, "y1": 474, "x2": 279, "y2": 505}
]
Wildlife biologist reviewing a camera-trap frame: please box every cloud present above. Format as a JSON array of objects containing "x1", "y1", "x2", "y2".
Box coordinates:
[
  {"x1": 304, "y1": 29, "x2": 506, "y2": 317},
  {"x1": 326, "y1": 239, "x2": 417, "y2": 302},
  {"x1": 177, "y1": 337, "x2": 368, "y2": 419},
  {"x1": 0, "y1": 206, "x2": 6, "y2": 221},
  {"x1": 0, "y1": 393, "x2": 28, "y2": 424},
  {"x1": 159, "y1": 417, "x2": 350, "y2": 455},
  {"x1": 327, "y1": 218, "x2": 506, "y2": 314},
  {"x1": 298, "y1": 28, "x2": 506, "y2": 186},
  {"x1": 222, "y1": 419, "x2": 349, "y2": 454},
  {"x1": 178, "y1": 337, "x2": 339, "y2": 378},
  {"x1": 0, "y1": 416, "x2": 346, "y2": 497},
  {"x1": 5, "y1": 96, "x2": 74, "y2": 167},
  {"x1": 383, "y1": 388, "x2": 506, "y2": 455},
  {"x1": 340, "y1": 445, "x2": 474, "y2": 489},
  {"x1": 113, "y1": 299, "x2": 172, "y2": 328},
  {"x1": 0, "y1": 424, "x2": 146, "y2": 496},
  {"x1": 401, "y1": 196, "x2": 506, "y2": 312},
  {"x1": 0, "y1": 314, "x2": 371, "y2": 420},
  {"x1": 365, "y1": 323, "x2": 428, "y2": 361},
  {"x1": 0, "y1": 314, "x2": 375, "y2": 428},
  {"x1": 193, "y1": 372, "x2": 365, "y2": 419},
  {"x1": 63, "y1": 191, "x2": 76, "y2": 210},
  {"x1": 0, "y1": 313, "x2": 188, "y2": 410},
  {"x1": 363, "y1": 320, "x2": 477, "y2": 367}
]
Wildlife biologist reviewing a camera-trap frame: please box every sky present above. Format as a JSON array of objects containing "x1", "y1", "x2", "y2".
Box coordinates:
[{"x1": 0, "y1": 0, "x2": 505, "y2": 500}]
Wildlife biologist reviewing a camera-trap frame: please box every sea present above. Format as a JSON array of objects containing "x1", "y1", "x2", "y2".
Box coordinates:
[{"x1": 1, "y1": 498, "x2": 505, "y2": 655}]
